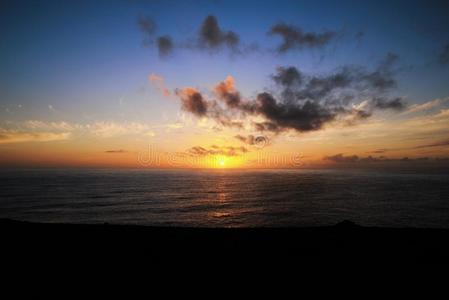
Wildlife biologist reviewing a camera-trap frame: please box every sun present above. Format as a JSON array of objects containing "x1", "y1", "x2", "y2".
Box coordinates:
[
  {"x1": 214, "y1": 156, "x2": 226, "y2": 168},
  {"x1": 212, "y1": 155, "x2": 244, "y2": 169}
]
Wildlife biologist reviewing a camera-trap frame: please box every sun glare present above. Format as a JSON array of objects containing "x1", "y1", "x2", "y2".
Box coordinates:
[{"x1": 218, "y1": 158, "x2": 226, "y2": 167}]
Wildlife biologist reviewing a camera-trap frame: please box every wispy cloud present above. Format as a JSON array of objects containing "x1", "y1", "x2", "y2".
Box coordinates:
[
  {"x1": 1, "y1": 120, "x2": 158, "y2": 143},
  {"x1": 186, "y1": 145, "x2": 248, "y2": 157},
  {"x1": 324, "y1": 153, "x2": 432, "y2": 163},
  {"x1": 87, "y1": 121, "x2": 155, "y2": 138},
  {"x1": 413, "y1": 139, "x2": 449, "y2": 149},
  {"x1": 402, "y1": 98, "x2": 447, "y2": 115},
  {"x1": 0, "y1": 130, "x2": 71, "y2": 144},
  {"x1": 105, "y1": 149, "x2": 127, "y2": 153},
  {"x1": 148, "y1": 73, "x2": 171, "y2": 96},
  {"x1": 22, "y1": 120, "x2": 79, "y2": 131},
  {"x1": 439, "y1": 43, "x2": 449, "y2": 65}
]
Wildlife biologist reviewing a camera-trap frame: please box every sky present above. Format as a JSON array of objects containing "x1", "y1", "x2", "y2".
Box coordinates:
[{"x1": 1, "y1": 0, "x2": 449, "y2": 168}]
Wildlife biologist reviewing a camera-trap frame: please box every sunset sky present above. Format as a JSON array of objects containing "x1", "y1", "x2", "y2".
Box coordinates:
[{"x1": 1, "y1": 0, "x2": 449, "y2": 168}]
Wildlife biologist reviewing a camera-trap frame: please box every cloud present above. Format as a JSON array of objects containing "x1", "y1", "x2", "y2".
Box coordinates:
[
  {"x1": 173, "y1": 53, "x2": 406, "y2": 133},
  {"x1": 428, "y1": 108, "x2": 449, "y2": 120},
  {"x1": 324, "y1": 153, "x2": 432, "y2": 163},
  {"x1": 175, "y1": 87, "x2": 209, "y2": 117},
  {"x1": 0, "y1": 129, "x2": 71, "y2": 144},
  {"x1": 234, "y1": 134, "x2": 271, "y2": 148},
  {"x1": 215, "y1": 118, "x2": 244, "y2": 129},
  {"x1": 362, "y1": 52, "x2": 399, "y2": 91},
  {"x1": 369, "y1": 148, "x2": 390, "y2": 154},
  {"x1": 254, "y1": 92, "x2": 336, "y2": 132},
  {"x1": 157, "y1": 35, "x2": 173, "y2": 56},
  {"x1": 324, "y1": 153, "x2": 359, "y2": 163},
  {"x1": 148, "y1": 73, "x2": 171, "y2": 96},
  {"x1": 138, "y1": 16, "x2": 157, "y2": 37},
  {"x1": 1, "y1": 120, "x2": 159, "y2": 143},
  {"x1": 198, "y1": 15, "x2": 239, "y2": 51},
  {"x1": 213, "y1": 75, "x2": 241, "y2": 108},
  {"x1": 271, "y1": 66, "x2": 303, "y2": 87},
  {"x1": 166, "y1": 122, "x2": 183, "y2": 129},
  {"x1": 48, "y1": 105, "x2": 57, "y2": 112},
  {"x1": 234, "y1": 134, "x2": 255, "y2": 145},
  {"x1": 403, "y1": 98, "x2": 447, "y2": 115},
  {"x1": 105, "y1": 149, "x2": 127, "y2": 153},
  {"x1": 87, "y1": 122, "x2": 155, "y2": 138},
  {"x1": 138, "y1": 16, "x2": 174, "y2": 56},
  {"x1": 187, "y1": 145, "x2": 248, "y2": 157},
  {"x1": 439, "y1": 43, "x2": 449, "y2": 65},
  {"x1": 268, "y1": 23, "x2": 337, "y2": 53},
  {"x1": 22, "y1": 120, "x2": 78, "y2": 131},
  {"x1": 372, "y1": 97, "x2": 405, "y2": 111},
  {"x1": 414, "y1": 139, "x2": 449, "y2": 149}
]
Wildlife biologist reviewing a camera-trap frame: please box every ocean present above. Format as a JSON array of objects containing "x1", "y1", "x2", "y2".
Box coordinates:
[{"x1": 1, "y1": 168, "x2": 448, "y2": 228}]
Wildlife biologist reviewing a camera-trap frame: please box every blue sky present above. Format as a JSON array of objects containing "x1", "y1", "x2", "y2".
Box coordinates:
[{"x1": 1, "y1": 0, "x2": 448, "y2": 122}]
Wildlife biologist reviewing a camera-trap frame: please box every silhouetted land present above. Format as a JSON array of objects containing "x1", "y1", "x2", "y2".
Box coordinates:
[{"x1": 2, "y1": 219, "x2": 449, "y2": 265}]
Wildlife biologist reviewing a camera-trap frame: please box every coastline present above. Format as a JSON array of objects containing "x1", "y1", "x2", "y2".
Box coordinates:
[{"x1": 2, "y1": 218, "x2": 449, "y2": 265}]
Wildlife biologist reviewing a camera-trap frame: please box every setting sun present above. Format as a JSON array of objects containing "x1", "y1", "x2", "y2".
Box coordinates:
[{"x1": 216, "y1": 157, "x2": 226, "y2": 167}]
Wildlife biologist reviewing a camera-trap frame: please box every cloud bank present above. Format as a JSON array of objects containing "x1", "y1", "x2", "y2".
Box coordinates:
[
  {"x1": 324, "y1": 153, "x2": 431, "y2": 164},
  {"x1": 173, "y1": 53, "x2": 406, "y2": 134}
]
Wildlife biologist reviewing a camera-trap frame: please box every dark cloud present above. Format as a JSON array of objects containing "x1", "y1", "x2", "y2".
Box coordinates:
[
  {"x1": 372, "y1": 97, "x2": 406, "y2": 111},
  {"x1": 138, "y1": 15, "x2": 254, "y2": 57},
  {"x1": 157, "y1": 35, "x2": 173, "y2": 56},
  {"x1": 138, "y1": 16, "x2": 156, "y2": 37},
  {"x1": 234, "y1": 134, "x2": 270, "y2": 148},
  {"x1": 253, "y1": 121, "x2": 281, "y2": 132},
  {"x1": 137, "y1": 16, "x2": 355, "y2": 58},
  {"x1": 216, "y1": 118, "x2": 244, "y2": 129},
  {"x1": 244, "y1": 57, "x2": 403, "y2": 132},
  {"x1": 295, "y1": 68, "x2": 354, "y2": 101},
  {"x1": 324, "y1": 153, "x2": 359, "y2": 163},
  {"x1": 272, "y1": 66, "x2": 303, "y2": 87},
  {"x1": 214, "y1": 76, "x2": 241, "y2": 108},
  {"x1": 355, "y1": 31, "x2": 365, "y2": 41},
  {"x1": 198, "y1": 15, "x2": 240, "y2": 50},
  {"x1": 187, "y1": 145, "x2": 248, "y2": 157},
  {"x1": 176, "y1": 88, "x2": 209, "y2": 117},
  {"x1": 439, "y1": 43, "x2": 449, "y2": 65},
  {"x1": 138, "y1": 16, "x2": 174, "y2": 56},
  {"x1": 362, "y1": 52, "x2": 399, "y2": 91},
  {"x1": 174, "y1": 53, "x2": 406, "y2": 134},
  {"x1": 235, "y1": 134, "x2": 255, "y2": 145},
  {"x1": 268, "y1": 23, "x2": 337, "y2": 53},
  {"x1": 255, "y1": 92, "x2": 336, "y2": 132}
]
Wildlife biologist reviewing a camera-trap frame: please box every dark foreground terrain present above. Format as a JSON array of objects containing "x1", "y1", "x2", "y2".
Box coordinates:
[{"x1": 2, "y1": 219, "x2": 449, "y2": 267}]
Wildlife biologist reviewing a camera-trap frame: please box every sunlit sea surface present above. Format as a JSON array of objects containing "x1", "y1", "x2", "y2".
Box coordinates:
[{"x1": 1, "y1": 168, "x2": 449, "y2": 228}]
